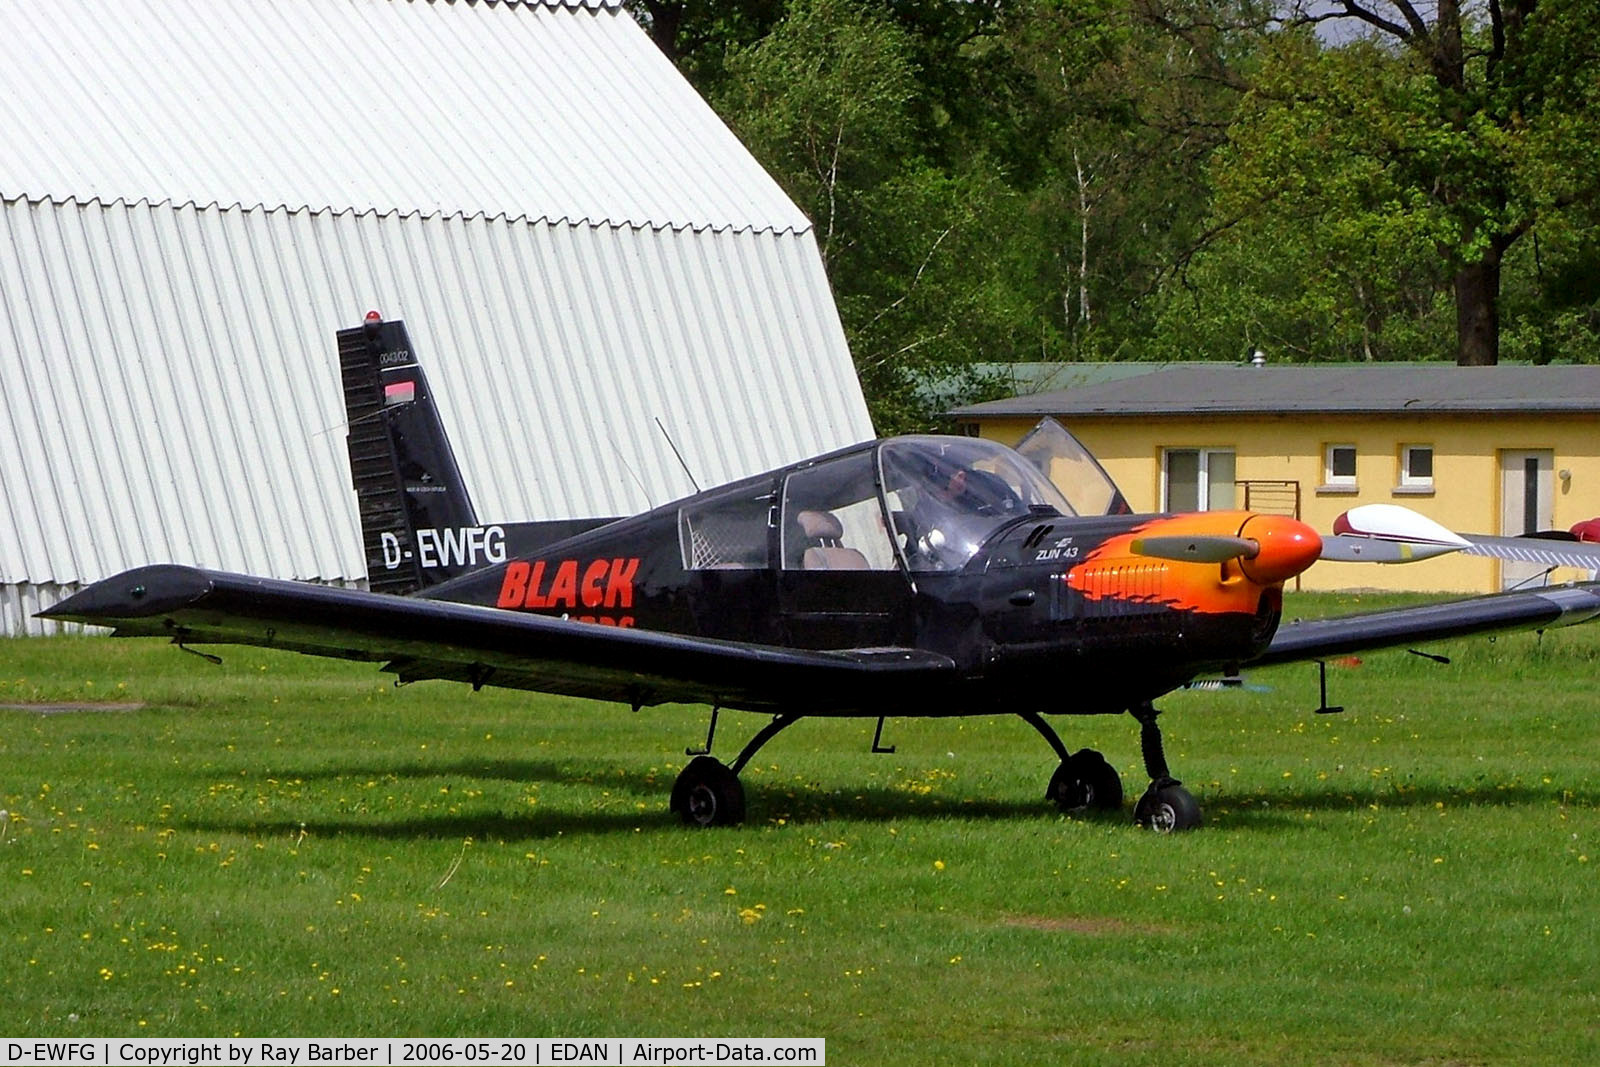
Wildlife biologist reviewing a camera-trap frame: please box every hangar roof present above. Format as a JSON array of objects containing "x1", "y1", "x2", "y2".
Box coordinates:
[
  {"x1": 952, "y1": 364, "x2": 1600, "y2": 420},
  {"x1": 0, "y1": 0, "x2": 805, "y2": 234},
  {"x1": 0, "y1": 0, "x2": 872, "y2": 633}
]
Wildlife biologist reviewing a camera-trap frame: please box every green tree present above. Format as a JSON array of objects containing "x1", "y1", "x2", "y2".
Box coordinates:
[
  {"x1": 1002, "y1": 0, "x2": 1248, "y2": 359},
  {"x1": 713, "y1": 0, "x2": 1052, "y2": 431},
  {"x1": 623, "y1": 0, "x2": 786, "y2": 77},
  {"x1": 1216, "y1": 1, "x2": 1600, "y2": 364},
  {"x1": 713, "y1": 0, "x2": 920, "y2": 266},
  {"x1": 1148, "y1": 29, "x2": 1458, "y2": 362}
]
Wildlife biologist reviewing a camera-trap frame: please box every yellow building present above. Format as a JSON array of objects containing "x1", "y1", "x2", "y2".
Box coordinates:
[{"x1": 952, "y1": 364, "x2": 1600, "y2": 593}]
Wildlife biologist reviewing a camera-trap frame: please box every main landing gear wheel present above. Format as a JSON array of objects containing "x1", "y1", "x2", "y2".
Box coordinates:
[
  {"x1": 670, "y1": 713, "x2": 802, "y2": 828},
  {"x1": 1047, "y1": 750, "x2": 1124, "y2": 815},
  {"x1": 1134, "y1": 780, "x2": 1201, "y2": 833},
  {"x1": 670, "y1": 755, "x2": 746, "y2": 827}
]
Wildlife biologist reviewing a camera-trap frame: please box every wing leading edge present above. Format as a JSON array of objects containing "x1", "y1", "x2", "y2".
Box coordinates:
[
  {"x1": 40, "y1": 565, "x2": 957, "y2": 715},
  {"x1": 1252, "y1": 584, "x2": 1600, "y2": 667}
]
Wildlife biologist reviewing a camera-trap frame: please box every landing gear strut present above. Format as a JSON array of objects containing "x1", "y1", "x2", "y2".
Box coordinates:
[
  {"x1": 1020, "y1": 711, "x2": 1124, "y2": 815},
  {"x1": 1130, "y1": 703, "x2": 1201, "y2": 832},
  {"x1": 670, "y1": 713, "x2": 803, "y2": 827}
]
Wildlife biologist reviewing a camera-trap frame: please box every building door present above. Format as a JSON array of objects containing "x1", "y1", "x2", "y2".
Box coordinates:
[{"x1": 1499, "y1": 449, "x2": 1554, "y2": 589}]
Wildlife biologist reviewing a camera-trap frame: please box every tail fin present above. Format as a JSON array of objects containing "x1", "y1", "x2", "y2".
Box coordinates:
[{"x1": 339, "y1": 313, "x2": 481, "y2": 594}]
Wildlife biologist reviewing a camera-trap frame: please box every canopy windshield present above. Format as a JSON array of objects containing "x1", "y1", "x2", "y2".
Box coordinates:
[
  {"x1": 880, "y1": 436, "x2": 1072, "y2": 571},
  {"x1": 1013, "y1": 417, "x2": 1131, "y2": 516}
]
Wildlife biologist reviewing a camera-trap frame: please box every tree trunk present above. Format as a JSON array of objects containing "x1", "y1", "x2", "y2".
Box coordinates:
[
  {"x1": 1074, "y1": 148, "x2": 1091, "y2": 333},
  {"x1": 1453, "y1": 249, "x2": 1501, "y2": 366},
  {"x1": 641, "y1": 2, "x2": 683, "y2": 63}
]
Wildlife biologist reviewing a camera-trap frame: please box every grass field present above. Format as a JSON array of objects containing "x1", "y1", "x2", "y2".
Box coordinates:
[{"x1": 1, "y1": 593, "x2": 1597, "y2": 1063}]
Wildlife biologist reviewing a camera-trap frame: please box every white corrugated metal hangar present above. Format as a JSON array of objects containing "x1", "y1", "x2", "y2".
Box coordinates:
[{"x1": 0, "y1": 0, "x2": 874, "y2": 634}]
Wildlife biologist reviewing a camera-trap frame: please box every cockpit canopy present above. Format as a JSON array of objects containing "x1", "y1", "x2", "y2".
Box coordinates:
[
  {"x1": 880, "y1": 437, "x2": 1072, "y2": 570},
  {"x1": 677, "y1": 434, "x2": 1080, "y2": 575}
]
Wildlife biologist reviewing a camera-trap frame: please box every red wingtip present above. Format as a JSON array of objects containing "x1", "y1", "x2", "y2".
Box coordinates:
[{"x1": 1571, "y1": 517, "x2": 1600, "y2": 543}]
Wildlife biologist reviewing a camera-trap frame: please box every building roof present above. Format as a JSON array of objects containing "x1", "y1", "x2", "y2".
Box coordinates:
[
  {"x1": 952, "y1": 364, "x2": 1600, "y2": 419},
  {"x1": 0, "y1": 0, "x2": 806, "y2": 234},
  {"x1": 975, "y1": 362, "x2": 1204, "y2": 395}
]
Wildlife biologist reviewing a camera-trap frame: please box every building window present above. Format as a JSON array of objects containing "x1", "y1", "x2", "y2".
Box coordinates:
[
  {"x1": 1399, "y1": 444, "x2": 1434, "y2": 489},
  {"x1": 1163, "y1": 448, "x2": 1235, "y2": 512},
  {"x1": 1322, "y1": 444, "x2": 1357, "y2": 491}
]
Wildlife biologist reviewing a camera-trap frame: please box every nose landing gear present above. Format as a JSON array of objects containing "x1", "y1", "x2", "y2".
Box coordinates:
[
  {"x1": 1130, "y1": 703, "x2": 1201, "y2": 832},
  {"x1": 1026, "y1": 707, "x2": 1199, "y2": 830}
]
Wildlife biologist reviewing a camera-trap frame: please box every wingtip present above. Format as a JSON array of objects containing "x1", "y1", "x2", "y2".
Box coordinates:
[{"x1": 36, "y1": 565, "x2": 217, "y2": 623}]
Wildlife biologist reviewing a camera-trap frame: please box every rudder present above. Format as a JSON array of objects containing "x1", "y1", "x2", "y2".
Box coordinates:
[{"x1": 339, "y1": 313, "x2": 481, "y2": 594}]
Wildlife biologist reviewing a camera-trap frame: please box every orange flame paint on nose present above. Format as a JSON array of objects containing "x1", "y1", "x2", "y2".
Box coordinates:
[{"x1": 1238, "y1": 514, "x2": 1323, "y2": 585}]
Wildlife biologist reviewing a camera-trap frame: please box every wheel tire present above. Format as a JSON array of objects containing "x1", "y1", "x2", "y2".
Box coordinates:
[
  {"x1": 1134, "y1": 782, "x2": 1202, "y2": 833},
  {"x1": 670, "y1": 755, "x2": 746, "y2": 827},
  {"x1": 1047, "y1": 750, "x2": 1124, "y2": 814}
]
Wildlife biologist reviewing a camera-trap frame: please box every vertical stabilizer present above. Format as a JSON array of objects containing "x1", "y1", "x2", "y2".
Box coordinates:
[{"x1": 339, "y1": 314, "x2": 481, "y2": 594}]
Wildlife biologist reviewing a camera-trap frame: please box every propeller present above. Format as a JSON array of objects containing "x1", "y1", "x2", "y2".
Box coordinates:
[
  {"x1": 1130, "y1": 515, "x2": 1322, "y2": 583},
  {"x1": 1129, "y1": 535, "x2": 1258, "y2": 563},
  {"x1": 1128, "y1": 505, "x2": 1476, "y2": 574}
]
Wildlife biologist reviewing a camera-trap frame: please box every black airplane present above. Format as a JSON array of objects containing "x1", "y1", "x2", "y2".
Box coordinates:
[{"x1": 42, "y1": 315, "x2": 1600, "y2": 832}]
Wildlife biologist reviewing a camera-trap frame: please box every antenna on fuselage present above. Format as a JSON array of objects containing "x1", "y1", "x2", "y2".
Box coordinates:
[
  {"x1": 616, "y1": 453, "x2": 657, "y2": 510},
  {"x1": 655, "y1": 416, "x2": 701, "y2": 493}
]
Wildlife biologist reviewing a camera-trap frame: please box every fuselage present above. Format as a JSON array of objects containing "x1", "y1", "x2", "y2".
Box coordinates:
[{"x1": 424, "y1": 436, "x2": 1320, "y2": 716}]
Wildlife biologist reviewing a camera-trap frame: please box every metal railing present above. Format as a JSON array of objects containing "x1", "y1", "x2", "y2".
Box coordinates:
[{"x1": 1237, "y1": 480, "x2": 1303, "y2": 589}]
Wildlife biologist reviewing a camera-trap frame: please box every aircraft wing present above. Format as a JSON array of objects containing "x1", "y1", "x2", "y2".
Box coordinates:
[
  {"x1": 1460, "y1": 534, "x2": 1600, "y2": 572},
  {"x1": 40, "y1": 565, "x2": 958, "y2": 714},
  {"x1": 1251, "y1": 583, "x2": 1600, "y2": 667}
]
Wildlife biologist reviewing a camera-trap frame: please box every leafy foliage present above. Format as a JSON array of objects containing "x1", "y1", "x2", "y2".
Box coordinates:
[
  {"x1": 658, "y1": 0, "x2": 1600, "y2": 421},
  {"x1": 713, "y1": 0, "x2": 1044, "y2": 431},
  {"x1": 1185, "y1": 2, "x2": 1600, "y2": 365}
]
